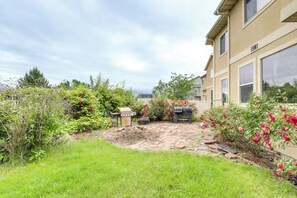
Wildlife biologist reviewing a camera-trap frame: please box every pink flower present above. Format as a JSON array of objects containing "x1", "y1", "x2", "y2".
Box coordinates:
[
  {"x1": 282, "y1": 126, "x2": 287, "y2": 131},
  {"x1": 238, "y1": 127, "x2": 244, "y2": 132},
  {"x1": 269, "y1": 113, "x2": 275, "y2": 123},
  {"x1": 282, "y1": 133, "x2": 290, "y2": 141},
  {"x1": 279, "y1": 164, "x2": 285, "y2": 171},
  {"x1": 252, "y1": 137, "x2": 260, "y2": 143},
  {"x1": 294, "y1": 161, "x2": 297, "y2": 167},
  {"x1": 262, "y1": 129, "x2": 268, "y2": 135},
  {"x1": 199, "y1": 115, "x2": 204, "y2": 121},
  {"x1": 288, "y1": 171, "x2": 295, "y2": 177}
]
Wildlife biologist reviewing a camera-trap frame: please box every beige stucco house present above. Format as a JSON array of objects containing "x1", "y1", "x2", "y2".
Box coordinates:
[
  {"x1": 205, "y1": 0, "x2": 297, "y2": 106},
  {"x1": 204, "y1": 0, "x2": 297, "y2": 158},
  {"x1": 201, "y1": 55, "x2": 214, "y2": 104}
]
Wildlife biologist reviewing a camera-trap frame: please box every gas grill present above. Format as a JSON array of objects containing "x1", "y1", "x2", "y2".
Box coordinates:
[
  {"x1": 110, "y1": 107, "x2": 136, "y2": 127},
  {"x1": 172, "y1": 107, "x2": 193, "y2": 123}
]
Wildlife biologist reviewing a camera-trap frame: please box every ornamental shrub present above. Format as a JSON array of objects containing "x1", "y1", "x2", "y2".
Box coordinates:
[
  {"x1": 60, "y1": 115, "x2": 112, "y2": 135},
  {"x1": 202, "y1": 94, "x2": 277, "y2": 155},
  {"x1": 66, "y1": 85, "x2": 103, "y2": 119},
  {"x1": 274, "y1": 159, "x2": 297, "y2": 183},
  {"x1": 147, "y1": 96, "x2": 171, "y2": 121},
  {"x1": 0, "y1": 88, "x2": 66, "y2": 161}
]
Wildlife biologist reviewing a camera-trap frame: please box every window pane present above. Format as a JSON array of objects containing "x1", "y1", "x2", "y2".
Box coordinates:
[
  {"x1": 240, "y1": 63, "x2": 253, "y2": 85},
  {"x1": 262, "y1": 44, "x2": 297, "y2": 103},
  {"x1": 258, "y1": 0, "x2": 269, "y2": 11},
  {"x1": 245, "y1": 0, "x2": 257, "y2": 22},
  {"x1": 221, "y1": 79, "x2": 228, "y2": 103},
  {"x1": 240, "y1": 84, "x2": 253, "y2": 103},
  {"x1": 220, "y1": 33, "x2": 225, "y2": 55}
]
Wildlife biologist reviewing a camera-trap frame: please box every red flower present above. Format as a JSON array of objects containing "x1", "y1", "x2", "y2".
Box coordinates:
[
  {"x1": 269, "y1": 113, "x2": 275, "y2": 123},
  {"x1": 209, "y1": 118, "x2": 214, "y2": 121},
  {"x1": 252, "y1": 137, "x2": 260, "y2": 143},
  {"x1": 223, "y1": 113, "x2": 228, "y2": 119},
  {"x1": 279, "y1": 164, "x2": 285, "y2": 171},
  {"x1": 294, "y1": 161, "x2": 297, "y2": 167},
  {"x1": 282, "y1": 126, "x2": 287, "y2": 131},
  {"x1": 262, "y1": 129, "x2": 268, "y2": 135},
  {"x1": 282, "y1": 132, "x2": 290, "y2": 141},
  {"x1": 288, "y1": 171, "x2": 295, "y2": 177},
  {"x1": 238, "y1": 127, "x2": 244, "y2": 132},
  {"x1": 199, "y1": 115, "x2": 204, "y2": 121}
]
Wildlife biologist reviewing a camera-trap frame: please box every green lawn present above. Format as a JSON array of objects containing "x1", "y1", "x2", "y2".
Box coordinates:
[{"x1": 0, "y1": 139, "x2": 296, "y2": 198}]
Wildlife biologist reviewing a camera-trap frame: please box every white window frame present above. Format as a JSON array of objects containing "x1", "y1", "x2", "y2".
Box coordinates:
[
  {"x1": 237, "y1": 59, "x2": 256, "y2": 104},
  {"x1": 221, "y1": 78, "x2": 228, "y2": 104},
  {"x1": 219, "y1": 31, "x2": 228, "y2": 56},
  {"x1": 238, "y1": 62, "x2": 255, "y2": 103}
]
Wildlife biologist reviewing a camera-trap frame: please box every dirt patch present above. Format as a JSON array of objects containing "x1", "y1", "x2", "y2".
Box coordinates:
[
  {"x1": 114, "y1": 126, "x2": 161, "y2": 144},
  {"x1": 99, "y1": 122, "x2": 217, "y2": 154}
]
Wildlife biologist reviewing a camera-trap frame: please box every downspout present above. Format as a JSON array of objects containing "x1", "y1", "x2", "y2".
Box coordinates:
[{"x1": 208, "y1": 38, "x2": 215, "y2": 107}]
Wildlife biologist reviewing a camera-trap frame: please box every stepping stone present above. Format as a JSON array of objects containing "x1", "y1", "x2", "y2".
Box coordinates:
[
  {"x1": 225, "y1": 152, "x2": 238, "y2": 159},
  {"x1": 204, "y1": 140, "x2": 217, "y2": 144},
  {"x1": 208, "y1": 144, "x2": 219, "y2": 150},
  {"x1": 175, "y1": 141, "x2": 186, "y2": 149},
  {"x1": 217, "y1": 143, "x2": 238, "y2": 154}
]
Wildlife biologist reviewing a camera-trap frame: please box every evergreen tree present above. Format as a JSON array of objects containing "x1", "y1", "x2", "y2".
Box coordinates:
[{"x1": 18, "y1": 67, "x2": 49, "y2": 88}]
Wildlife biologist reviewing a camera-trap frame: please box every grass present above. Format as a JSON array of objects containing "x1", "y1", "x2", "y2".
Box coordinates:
[{"x1": 0, "y1": 139, "x2": 296, "y2": 198}]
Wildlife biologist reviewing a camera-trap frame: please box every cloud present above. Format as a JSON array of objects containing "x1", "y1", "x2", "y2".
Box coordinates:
[
  {"x1": 0, "y1": 0, "x2": 221, "y2": 91},
  {"x1": 111, "y1": 53, "x2": 150, "y2": 72}
]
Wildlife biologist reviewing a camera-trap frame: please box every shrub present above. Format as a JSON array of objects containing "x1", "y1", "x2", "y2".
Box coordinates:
[
  {"x1": 274, "y1": 158, "x2": 297, "y2": 183},
  {"x1": 147, "y1": 96, "x2": 171, "y2": 121},
  {"x1": 66, "y1": 85, "x2": 102, "y2": 119},
  {"x1": 60, "y1": 115, "x2": 112, "y2": 135},
  {"x1": 202, "y1": 94, "x2": 277, "y2": 155},
  {"x1": 0, "y1": 88, "x2": 66, "y2": 161},
  {"x1": 130, "y1": 100, "x2": 145, "y2": 118}
]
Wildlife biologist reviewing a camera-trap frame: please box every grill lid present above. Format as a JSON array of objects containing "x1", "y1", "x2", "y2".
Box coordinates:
[{"x1": 173, "y1": 107, "x2": 183, "y2": 113}]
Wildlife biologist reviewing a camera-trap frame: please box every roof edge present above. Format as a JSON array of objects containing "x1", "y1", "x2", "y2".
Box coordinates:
[{"x1": 204, "y1": 54, "x2": 214, "y2": 71}]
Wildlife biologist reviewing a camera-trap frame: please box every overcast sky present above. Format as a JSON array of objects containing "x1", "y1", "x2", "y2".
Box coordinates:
[{"x1": 0, "y1": 0, "x2": 220, "y2": 92}]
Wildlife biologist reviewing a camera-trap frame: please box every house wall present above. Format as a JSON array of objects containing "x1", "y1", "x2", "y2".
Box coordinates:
[
  {"x1": 227, "y1": 0, "x2": 297, "y2": 104},
  {"x1": 201, "y1": 56, "x2": 214, "y2": 102},
  {"x1": 214, "y1": 27, "x2": 229, "y2": 73}
]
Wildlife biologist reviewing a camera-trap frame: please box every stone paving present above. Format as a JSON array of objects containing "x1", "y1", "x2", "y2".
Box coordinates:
[{"x1": 100, "y1": 122, "x2": 218, "y2": 155}]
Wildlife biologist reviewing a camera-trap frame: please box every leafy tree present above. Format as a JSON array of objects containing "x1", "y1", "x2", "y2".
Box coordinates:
[
  {"x1": 18, "y1": 67, "x2": 49, "y2": 88},
  {"x1": 153, "y1": 73, "x2": 195, "y2": 100}
]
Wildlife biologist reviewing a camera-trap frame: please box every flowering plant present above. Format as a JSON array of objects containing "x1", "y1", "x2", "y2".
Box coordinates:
[
  {"x1": 252, "y1": 106, "x2": 297, "y2": 151},
  {"x1": 274, "y1": 159, "x2": 297, "y2": 182}
]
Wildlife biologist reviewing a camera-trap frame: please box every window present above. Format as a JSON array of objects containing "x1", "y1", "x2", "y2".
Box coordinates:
[
  {"x1": 221, "y1": 79, "x2": 228, "y2": 104},
  {"x1": 239, "y1": 63, "x2": 253, "y2": 103},
  {"x1": 262, "y1": 44, "x2": 297, "y2": 103},
  {"x1": 244, "y1": 0, "x2": 270, "y2": 23},
  {"x1": 220, "y1": 31, "x2": 228, "y2": 55}
]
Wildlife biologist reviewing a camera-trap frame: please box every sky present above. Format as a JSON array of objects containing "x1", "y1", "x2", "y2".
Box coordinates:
[{"x1": 0, "y1": 0, "x2": 221, "y2": 92}]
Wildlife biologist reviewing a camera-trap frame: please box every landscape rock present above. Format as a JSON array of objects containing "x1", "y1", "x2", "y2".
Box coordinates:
[{"x1": 225, "y1": 152, "x2": 238, "y2": 159}]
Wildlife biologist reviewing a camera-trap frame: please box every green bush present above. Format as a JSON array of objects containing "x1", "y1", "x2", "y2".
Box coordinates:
[
  {"x1": 130, "y1": 100, "x2": 145, "y2": 118},
  {"x1": 60, "y1": 115, "x2": 112, "y2": 135},
  {"x1": 0, "y1": 88, "x2": 66, "y2": 161},
  {"x1": 91, "y1": 75, "x2": 136, "y2": 115},
  {"x1": 202, "y1": 94, "x2": 277, "y2": 155},
  {"x1": 66, "y1": 85, "x2": 102, "y2": 119},
  {"x1": 147, "y1": 96, "x2": 171, "y2": 121}
]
